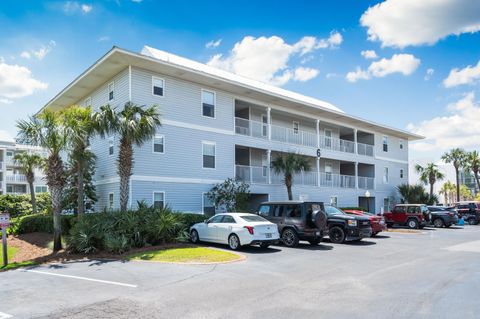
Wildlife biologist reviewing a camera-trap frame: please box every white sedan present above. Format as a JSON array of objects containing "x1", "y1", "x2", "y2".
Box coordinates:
[{"x1": 190, "y1": 213, "x2": 280, "y2": 250}]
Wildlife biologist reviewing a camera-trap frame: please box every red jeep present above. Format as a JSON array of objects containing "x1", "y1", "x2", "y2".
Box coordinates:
[
  {"x1": 383, "y1": 204, "x2": 428, "y2": 229},
  {"x1": 343, "y1": 210, "x2": 386, "y2": 237}
]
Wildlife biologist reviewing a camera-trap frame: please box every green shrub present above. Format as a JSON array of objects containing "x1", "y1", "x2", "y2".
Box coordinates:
[
  {"x1": 8, "y1": 213, "x2": 76, "y2": 235},
  {"x1": 180, "y1": 213, "x2": 208, "y2": 228},
  {"x1": 0, "y1": 193, "x2": 52, "y2": 218}
]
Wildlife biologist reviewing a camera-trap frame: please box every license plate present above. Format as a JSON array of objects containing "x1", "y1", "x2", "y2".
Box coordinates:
[{"x1": 265, "y1": 233, "x2": 272, "y2": 238}]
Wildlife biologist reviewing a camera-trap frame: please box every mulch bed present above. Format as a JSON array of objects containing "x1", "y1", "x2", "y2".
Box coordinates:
[{"x1": 6, "y1": 232, "x2": 195, "y2": 266}]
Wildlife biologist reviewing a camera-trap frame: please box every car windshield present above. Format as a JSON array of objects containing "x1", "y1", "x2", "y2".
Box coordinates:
[
  {"x1": 240, "y1": 215, "x2": 268, "y2": 222},
  {"x1": 326, "y1": 206, "x2": 345, "y2": 216}
]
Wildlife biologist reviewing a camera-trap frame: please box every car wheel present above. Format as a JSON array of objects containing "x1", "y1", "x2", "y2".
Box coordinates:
[
  {"x1": 467, "y1": 218, "x2": 477, "y2": 225},
  {"x1": 329, "y1": 226, "x2": 345, "y2": 244},
  {"x1": 281, "y1": 229, "x2": 299, "y2": 247},
  {"x1": 308, "y1": 237, "x2": 321, "y2": 246},
  {"x1": 371, "y1": 232, "x2": 378, "y2": 237},
  {"x1": 228, "y1": 234, "x2": 241, "y2": 250},
  {"x1": 407, "y1": 219, "x2": 419, "y2": 229},
  {"x1": 190, "y1": 229, "x2": 200, "y2": 243},
  {"x1": 386, "y1": 223, "x2": 393, "y2": 228},
  {"x1": 259, "y1": 242, "x2": 270, "y2": 249},
  {"x1": 433, "y1": 218, "x2": 444, "y2": 228}
]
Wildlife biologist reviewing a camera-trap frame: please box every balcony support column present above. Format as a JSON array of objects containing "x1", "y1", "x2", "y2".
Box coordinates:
[
  {"x1": 354, "y1": 128, "x2": 358, "y2": 154},
  {"x1": 267, "y1": 107, "x2": 272, "y2": 140},
  {"x1": 355, "y1": 162, "x2": 359, "y2": 189},
  {"x1": 267, "y1": 149, "x2": 271, "y2": 184},
  {"x1": 316, "y1": 119, "x2": 320, "y2": 148},
  {"x1": 316, "y1": 157, "x2": 320, "y2": 187}
]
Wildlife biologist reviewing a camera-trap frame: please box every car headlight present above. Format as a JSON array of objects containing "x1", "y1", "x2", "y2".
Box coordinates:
[{"x1": 347, "y1": 220, "x2": 357, "y2": 227}]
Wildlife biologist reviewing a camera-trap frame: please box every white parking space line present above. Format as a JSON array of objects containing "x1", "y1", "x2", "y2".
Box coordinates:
[
  {"x1": 0, "y1": 312, "x2": 13, "y2": 319},
  {"x1": 23, "y1": 270, "x2": 138, "y2": 288},
  {"x1": 445, "y1": 240, "x2": 480, "y2": 253}
]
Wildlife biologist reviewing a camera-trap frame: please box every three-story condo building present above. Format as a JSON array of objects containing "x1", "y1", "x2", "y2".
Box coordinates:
[{"x1": 40, "y1": 46, "x2": 422, "y2": 214}]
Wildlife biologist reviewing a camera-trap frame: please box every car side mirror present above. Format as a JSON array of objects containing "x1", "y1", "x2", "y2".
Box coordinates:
[{"x1": 204, "y1": 219, "x2": 209, "y2": 224}]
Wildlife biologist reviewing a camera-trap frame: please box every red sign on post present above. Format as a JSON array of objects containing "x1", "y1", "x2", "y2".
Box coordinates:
[{"x1": 0, "y1": 213, "x2": 9, "y2": 228}]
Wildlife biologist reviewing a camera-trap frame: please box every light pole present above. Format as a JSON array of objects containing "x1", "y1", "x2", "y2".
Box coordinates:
[{"x1": 365, "y1": 190, "x2": 371, "y2": 213}]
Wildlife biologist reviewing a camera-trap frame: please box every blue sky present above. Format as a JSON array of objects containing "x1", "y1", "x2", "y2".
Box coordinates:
[{"x1": 1, "y1": 0, "x2": 480, "y2": 163}]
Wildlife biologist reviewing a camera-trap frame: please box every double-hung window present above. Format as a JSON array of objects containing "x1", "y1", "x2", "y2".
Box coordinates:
[
  {"x1": 399, "y1": 139, "x2": 404, "y2": 150},
  {"x1": 202, "y1": 90, "x2": 215, "y2": 118},
  {"x1": 202, "y1": 142, "x2": 216, "y2": 169},
  {"x1": 153, "y1": 134, "x2": 164, "y2": 153},
  {"x1": 202, "y1": 193, "x2": 215, "y2": 215},
  {"x1": 400, "y1": 169, "x2": 404, "y2": 179},
  {"x1": 153, "y1": 192, "x2": 165, "y2": 209},
  {"x1": 108, "y1": 137, "x2": 114, "y2": 155},
  {"x1": 383, "y1": 136, "x2": 388, "y2": 152},
  {"x1": 35, "y1": 186, "x2": 48, "y2": 193},
  {"x1": 383, "y1": 167, "x2": 389, "y2": 184},
  {"x1": 152, "y1": 77, "x2": 164, "y2": 97},
  {"x1": 108, "y1": 193, "x2": 114, "y2": 209},
  {"x1": 108, "y1": 82, "x2": 114, "y2": 101}
]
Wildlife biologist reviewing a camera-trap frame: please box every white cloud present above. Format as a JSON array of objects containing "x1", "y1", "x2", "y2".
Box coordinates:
[
  {"x1": 0, "y1": 62, "x2": 48, "y2": 99},
  {"x1": 97, "y1": 36, "x2": 110, "y2": 42},
  {"x1": 293, "y1": 67, "x2": 319, "y2": 82},
  {"x1": 207, "y1": 33, "x2": 339, "y2": 86},
  {"x1": 443, "y1": 60, "x2": 480, "y2": 88},
  {"x1": 360, "y1": 50, "x2": 378, "y2": 59},
  {"x1": 0, "y1": 98, "x2": 13, "y2": 104},
  {"x1": 63, "y1": 1, "x2": 92, "y2": 14},
  {"x1": 20, "y1": 40, "x2": 56, "y2": 61},
  {"x1": 408, "y1": 92, "x2": 480, "y2": 153},
  {"x1": 360, "y1": 0, "x2": 480, "y2": 48},
  {"x1": 205, "y1": 39, "x2": 222, "y2": 49},
  {"x1": 346, "y1": 53, "x2": 420, "y2": 82},
  {"x1": 424, "y1": 68, "x2": 434, "y2": 81}
]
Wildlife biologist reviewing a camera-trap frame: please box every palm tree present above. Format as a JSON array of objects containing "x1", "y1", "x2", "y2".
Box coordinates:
[
  {"x1": 465, "y1": 151, "x2": 480, "y2": 192},
  {"x1": 13, "y1": 152, "x2": 45, "y2": 214},
  {"x1": 17, "y1": 110, "x2": 67, "y2": 251},
  {"x1": 439, "y1": 181, "x2": 456, "y2": 206},
  {"x1": 442, "y1": 148, "x2": 466, "y2": 202},
  {"x1": 94, "y1": 102, "x2": 161, "y2": 212},
  {"x1": 271, "y1": 153, "x2": 311, "y2": 200},
  {"x1": 62, "y1": 106, "x2": 97, "y2": 216},
  {"x1": 415, "y1": 163, "x2": 445, "y2": 197},
  {"x1": 460, "y1": 184, "x2": 473, "y2": 201},
  {"x1": 397, "y1": 183, "x2": 437, "y2": 205}
]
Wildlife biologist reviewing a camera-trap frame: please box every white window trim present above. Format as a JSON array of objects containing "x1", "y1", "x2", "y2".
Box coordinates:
[
  {"x1": 108, "y1": 192, "x2": 114, "y2": 209},
  {"x1": 202, "y1": 141, "x2": 216, "y2": 170},
  {"x1": 152, "y1": 76, "x2": 165, "y2": 97},
  {"x1": 202, "y1": 192, "x2": 215, "y2": 214},
  {"x1": 152, "y1": 191, "x2": 166, "y2": 208},
  {"x1": 84, "y1": 96, "x2": 92, "y2": 107},
  {"x1": 201, "y1": 89, "x2": 216, "y2": 119},
  {"x1": 108, "y1": 81, "x2": 115, "y2": 102},
  {"x1": 35, "y1": 185, "x2": 48, "y2": 193},
  {"x1": 399, "y1": 139, "x2": 404, "y2": 150},
  {"x1": 108, "y1": 136, "x2": 114, "y2": 156},
  {"x1": 293, "y1": 121, "x2": 300, "y2": 134},
  {"x1": 383, "y1": 135, "x2": 389, "y2": 152},
  {"x1": 152, "y1": 134, "x2": 165, "y2": 154}
]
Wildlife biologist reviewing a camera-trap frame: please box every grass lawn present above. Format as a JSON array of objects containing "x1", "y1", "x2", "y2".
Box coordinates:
[
  {"x1": 128, "y1": 247, "x2": 243, "y2": 264},
  {"x1": 0, "y1": 246, "x2": 37, "y2": 271}
]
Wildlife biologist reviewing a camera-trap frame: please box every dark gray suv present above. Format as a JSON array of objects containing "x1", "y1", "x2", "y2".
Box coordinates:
[{"x1": 256, "y1": 201, "x2": 327, "y2": 247}]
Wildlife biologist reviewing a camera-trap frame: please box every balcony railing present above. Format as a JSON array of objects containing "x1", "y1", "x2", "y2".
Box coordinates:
[
  {"x1": 270, "y1": 125, "x2": 317, "y2": 148},
  {"x1": 357, "y1": 142, "x2": 374, "y2": 157},
  {"x1": 235, "y1": 118, "x2": 268, "y2": 139},
  {"x1": 319, "y1": 135, "x2": 355, "y2": 153},
  {"x1": 235, "y1": 165, "x2": 268, "y2": 184},
  {"x1": 6, "y1": 174, "x2": 27, "y2": 182},
  {"x1": 320, "y1": 173, "x2": 356, "y2": 189},
  {"x1": 358, "y1": 176, "x2": 375, "y2": 189}
]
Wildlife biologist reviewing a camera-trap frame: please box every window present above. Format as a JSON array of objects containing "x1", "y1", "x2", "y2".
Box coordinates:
[
  {"x1": 293, "y1": 121, "x2": 299, "y2": 134},
  {"x1": 325, "y1": 162, "x2": 333, "y2": 182},
  {"x1": 258, "y1": 205, "x2": 271, "y2": 217},
  {"x1": 393, "y1": 206, "x2": 406, "y2": 213},
  {"x1": 261, "y1": 154, "x2": 268, "y2": 177},
  {"x1": 153, "y1": 192, "x2": 165, "y2": 209},
  {"x1": 261, "y1": 114, "x2": 268, "y2": 137},
  {"x1": 6, "y1": 185, "x2": 13, "y2": 193},
  {"x1": 239, "y1": 215, "x2": 268, "y2": 222},
  {"x1": 330, "y1": 196, "x2": 338, "y2": 207},
  {"x1": 383, "y1": 136, "x2": 388, "y2": 152},
  {"x1": 222, "y1": 215, "x2": 236, "y2": 223},
  {"x1": 285, "y1": 204, "x2": 302, "y2": 218},
  {"x1": 6, "y1": 151, "x2": 13, "y2": 157},
  {"x1": 383, "y1": 167, "x2": 389, "y2": 183},
  {"x1": 325, "y1": 205, "x2": 344, "y2": 216},
  {"x1": 324, "y1": 129, "x2": 332, "y2": 148},
  {"x1": 153, "y1": 134, "x2": 164, "y2": 153},
  {"x1": 108, "y1": 193, "x2": 114, "y2": 209},
  {"x1": 203, "y1": 193, "x2": 215, "y2": 215},
  {"x1": 399, "y1": 139, "x2": 404, "y2": 150},
  {"x1": 108, "y1": 137, "x2": 114, "y2": 155},
  {"x1": 152, "y1": 77, "x2": 164, "y2": 97},
  {"x1": 35, "y1": 186, "x2": 47, "y2": 193},
  {"x1": 383, "y1": 198, "x2": 390, "y2": 213},
  {"x1": 108, "y1": 82, "x2": 114, "y2": 101},
  {"x1": 400, "y1": 169, "x2": 404, "y2": 179},
  {"x1": 208, "y1": 215, "x2": 224, "y2": 223},
  {"x1": 202, "y1": 142, "x2": 216, "y2": 169},
  {"x1": 202, "y1": 90, "x2": 215, "y2": 118},
  {"x1": 273, "y1": 205, "x2": 284, "y2": 217},
  {"x1": 84, "y1": 97, "x2": 92, "y2": 107}
]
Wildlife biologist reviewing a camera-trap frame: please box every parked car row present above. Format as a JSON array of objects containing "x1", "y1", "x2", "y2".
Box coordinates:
[{"x1": 190, "y1": 200, "x2": 479, "y2": 250}]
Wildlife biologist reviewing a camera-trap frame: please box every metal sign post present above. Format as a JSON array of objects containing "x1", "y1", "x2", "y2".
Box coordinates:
[{"x1": 0, "y1": 213, "x2": 10, "y2": 267}]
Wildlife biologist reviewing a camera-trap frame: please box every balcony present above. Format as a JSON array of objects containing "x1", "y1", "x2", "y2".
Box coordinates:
[
  {"x1": 6, "y1": 174, "x2": 27, "y2": 182},
  {"x1": 235, "y1": 118, "x2": 268, "y2": 139},
  {"x1": 357, "y1": 142, "x2": 374, "y2": 157},
  {"x1": 319, "y1": 135, "x2": 355, "y2": 154},
  {"x1": 319, "y1": 173, "x2": 356, "y2": 188},
  {"x1": 358, "y1": 176, "x2": 375, "y2": 190},
  {"x1": 271, "y1": 125, "x2": 317, "y2": 148}
]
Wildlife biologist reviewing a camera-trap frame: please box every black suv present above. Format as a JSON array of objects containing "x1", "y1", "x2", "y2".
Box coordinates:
[
  {"x1": 324, "y1": 206, "x2": 372, "y2": 243},
  {"x1": 256, "y1": 201, "x2": 327, "y2": 247},
  {"x1": 454, "y1": 202, "x2": 480, "y2": 225},
  {"x1": 427, "y1": 206, "x2": 459, "y2": 228}
]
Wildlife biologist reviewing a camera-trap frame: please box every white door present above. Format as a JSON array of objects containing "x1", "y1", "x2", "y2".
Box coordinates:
[
  {"x1": 216, "y1": 215, "x2": 236, "y2": 244},
  {"x1": 202, "y1": 215, "x2": 224, "y2": 242},
  {"x1": 324, "y1": 129, "x2": 332, "y2": 148},
  {"x1": 261, "y1": 114, "x2": 268, "y2": 137},
  {"x1": 325, "y1": 162, "x2": 333, "y2": 186}
]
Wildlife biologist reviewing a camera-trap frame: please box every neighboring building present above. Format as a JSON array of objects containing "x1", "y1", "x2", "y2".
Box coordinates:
[
  {"x1": 39, "y1": 46, "x2": 422, "y2": 213},
  {"x1": 0, "y1": 131, "x2": 48, "y2": 196}
]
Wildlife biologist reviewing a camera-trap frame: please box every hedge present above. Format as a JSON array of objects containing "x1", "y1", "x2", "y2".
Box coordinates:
[
  {"x1": 0, "y1": 193, "x2": 52, "y2": 218},
  {"x1": 9, "y1": 213, "x2": 76, "y2": 235}
]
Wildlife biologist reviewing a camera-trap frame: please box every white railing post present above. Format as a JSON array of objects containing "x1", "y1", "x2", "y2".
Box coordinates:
[
  {"x1": 354, "y1": 129, "x2": 358, "y2": 154},
  {"x1": 267, "y1": 107, "x2": 271, "y2": 140},
  {"x1": 355, "y1": 162, "x2": 359, "y2": 189},
  {"x1": 267, "y1": 150, "x2": 271, "y2": 184}
]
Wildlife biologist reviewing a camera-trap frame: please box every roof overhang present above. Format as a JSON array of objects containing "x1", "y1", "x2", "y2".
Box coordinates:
[{"x1": 40, "y1": 46, "x2": 424, "y2": 141}]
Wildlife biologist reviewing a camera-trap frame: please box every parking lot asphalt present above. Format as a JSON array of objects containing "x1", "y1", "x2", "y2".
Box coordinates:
[{"x1": 1, "y1": 226, "x2": 480, "y2": 319}]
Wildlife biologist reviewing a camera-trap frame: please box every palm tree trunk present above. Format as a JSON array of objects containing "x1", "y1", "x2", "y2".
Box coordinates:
[
  {"x1": 77, "y1": 160, "x2": 85, "y2": 216},
  {"x1": 51, "y1": 186, "x2": 63, "y2": 251},
  {"x1": 285, "y1": 175, "x2": 293, "y2": 200},
  {"x1": 429, "y1": 183, "x2": 434, "y2": 198},
  {"x1": 28, "y1": 180, "x2": 37, "y2": 214},
  {"x1": 474, "y1": 169, "x2": 480, "y2": 195},
  {"x1": 455, "y1": 167, "x2": 460, "y2": 202},
  {"x1": 119, "y1": 137, "x2": 133, "y2": 212}
]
